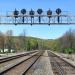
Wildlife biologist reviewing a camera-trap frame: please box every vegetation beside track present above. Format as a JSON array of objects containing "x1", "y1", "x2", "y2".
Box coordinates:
[{"x1": 0, "y1": 29, "x2": 75, "y2": 54}]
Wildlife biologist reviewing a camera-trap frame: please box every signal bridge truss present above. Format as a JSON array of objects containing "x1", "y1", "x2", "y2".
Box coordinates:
[{"x1": 0, "y1": 10, "x2": 75, "y2": 25}]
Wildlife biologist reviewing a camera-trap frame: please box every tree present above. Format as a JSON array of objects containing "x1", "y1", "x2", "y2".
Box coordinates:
[
  {"x1": 31, "y1": 39, "x2": 39, "y2": 50},
  {"x1": 27, "y1": 40, "x2": 31, "y2": 51},
  {"x1": 19, "y1": 29, "x2": 26, "y2": 50},
  {"x1": 59, "y1": 29, "x2": 75, "y2": 53},
  {"x1": 14, "y1": 38, "x2": 21, "y2": 52},
  {"x1": 6, "y1": 30, "x2": 13, "y2": 53},
  {"x1": 0, "y1": 31, "x2": 5, "y2": 53}
]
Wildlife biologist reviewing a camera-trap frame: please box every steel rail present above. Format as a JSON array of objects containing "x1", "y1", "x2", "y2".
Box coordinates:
[
  {"x1": 0, "y1": 51, "x2": 43, "y2": 75},
  {"x1": 0, "y1": 51, "x2": 37, "y2": 63},
  {"x1": 48, "y1": 51, "x2": 75, "y2": 75}
]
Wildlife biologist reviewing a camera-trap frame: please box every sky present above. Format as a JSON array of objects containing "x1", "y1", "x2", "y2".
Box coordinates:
[{"x1": 0, "y1": 0, "x2": 75, "y2": 39}]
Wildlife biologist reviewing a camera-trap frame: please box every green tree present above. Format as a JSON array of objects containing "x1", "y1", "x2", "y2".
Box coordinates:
[{"x1": 27, "y1": 40, "x2": 31, "y2": 51}]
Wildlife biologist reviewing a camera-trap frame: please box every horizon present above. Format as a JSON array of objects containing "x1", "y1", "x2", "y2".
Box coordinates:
[{"x1": 0, "y1": 25, "x2": 75, "y2": 40}]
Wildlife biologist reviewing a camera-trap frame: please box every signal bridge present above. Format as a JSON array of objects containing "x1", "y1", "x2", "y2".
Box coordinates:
[{"x1": 0, "y1": 8, "x2": 75, "y2": 25}]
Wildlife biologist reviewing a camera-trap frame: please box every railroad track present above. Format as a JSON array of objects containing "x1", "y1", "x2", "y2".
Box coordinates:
[
  {"x1": 48, "y1": 51, "x2": 75, "y2": 75},
  {"x1": 0, "y1": 50, "x2": 43, "y2": 75},
  {"x1": 0, "y1": 50, "x2": 37, "y2": 63}
]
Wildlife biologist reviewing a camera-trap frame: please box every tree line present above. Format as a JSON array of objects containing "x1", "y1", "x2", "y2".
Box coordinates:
[
  {"x1": 0, "y1": 30, "x2": 50, "y2": 53},
  {"x1": 51, "y1": 29, "x2": 75, "y2": 54},
  {"x1": 1, "y1": 28, "x2": 75, "y2": 54},
  {"x1": 0, "y1": 30, "x2": 33, "y2": 53}
]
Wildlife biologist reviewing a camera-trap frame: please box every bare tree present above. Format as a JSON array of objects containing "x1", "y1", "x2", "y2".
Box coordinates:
[
  {"x1": 14, "y1": 38, "x2": 21, "y2": 52},
  {"x1": 0, "y1": 31, "x2": 5, "y2": 53},
  {"x1": 19, "y1": 29, "x2": 26, "y2": 51},
  {"x1": 59, "y1": 29, "x2": 75, "y2": 53},
  {"x1": 6, "y1": 30, "x2": 13, "y2": 53}
]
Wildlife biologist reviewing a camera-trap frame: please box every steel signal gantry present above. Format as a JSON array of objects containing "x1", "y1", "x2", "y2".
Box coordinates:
[{"x1": 0, "y1": 8, "x2": 75, "y2": 25}]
